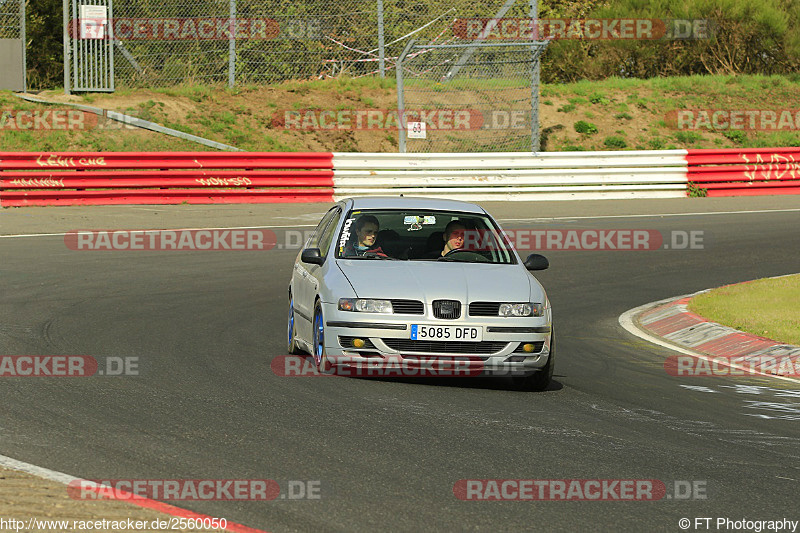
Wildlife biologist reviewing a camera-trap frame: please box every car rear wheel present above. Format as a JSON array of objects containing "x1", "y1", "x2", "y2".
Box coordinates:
[
  {"x1": 313, "y1": 301, "x2": 331, "y2": 372},
  {"x1": 512, "y1": 329, "x2": 555, "y2": 392},
  {"x1": 287, "y1": 292, "x2": 303, "y2": 355}
]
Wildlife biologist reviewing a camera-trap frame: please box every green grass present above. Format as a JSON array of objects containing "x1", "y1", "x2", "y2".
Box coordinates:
[{"x1": 689, "y1": 274, "x2": 800, "y2": 345}]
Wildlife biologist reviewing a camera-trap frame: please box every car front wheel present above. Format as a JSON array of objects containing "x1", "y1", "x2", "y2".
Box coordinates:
[
  {"x1": 287, "y1": 292, "x2": 303, "y2": 355},
  {"x1": 313, "y1": 300, "x2": 331, "y2": 372}
]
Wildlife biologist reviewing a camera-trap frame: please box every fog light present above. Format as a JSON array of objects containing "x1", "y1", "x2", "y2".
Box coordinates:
[
  {"x1": 522, "y1": 343, "x2": 536, "y2": 353},
  {"x1": 352, "y1": 338, "x2": 366, "y2": 348}
]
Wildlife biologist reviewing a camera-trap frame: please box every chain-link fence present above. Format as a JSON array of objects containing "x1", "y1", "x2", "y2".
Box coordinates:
[
  {"x1": 0, "y1": 0, "x2": 25, "y2": 90},
  {"x1": 0, "y1": 0, "x2": 22, "y2": 38},
  {"x1": 87, "y1": 0, "x2": 539, "y2": 86},
  {"x1": 397, "y1": 40, "x2": 545, "y2": 152}
]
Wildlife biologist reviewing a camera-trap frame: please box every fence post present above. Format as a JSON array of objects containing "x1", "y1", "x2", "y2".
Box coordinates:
[
  {"x1": 19, "y1": 0, "x2": 26, "y2": 91},
  {"x1": 63, "y1": 0, "x2": 70, "y2": 94},
  {"x1": 377, "y1": 0, "x2": 385, "y2": 78},
  {"x1": 228, "y1": 0, "x2": 236, "y2": 87},
  {"x1": 396, "y1": 39, "x2": 415, "y2": 153},
  {"x1": 530, "y1": 0, "x2": 539, "y2": 151}
]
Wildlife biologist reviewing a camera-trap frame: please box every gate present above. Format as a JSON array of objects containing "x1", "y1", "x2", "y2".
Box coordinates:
[{"x1": 64, "y1": 0, "x2": 114, "y2": 92}]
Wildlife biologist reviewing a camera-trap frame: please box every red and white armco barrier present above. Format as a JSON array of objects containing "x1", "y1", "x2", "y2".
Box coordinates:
[
  {"x1": 686, "y1": 147, "x2": 800, "y2": 196},
  {"x1": 1, "y1": 148, "x2": 798, "y2": 206},
  {"x1": 0, "y1": 152, "x2": 334, "y2": 206}
]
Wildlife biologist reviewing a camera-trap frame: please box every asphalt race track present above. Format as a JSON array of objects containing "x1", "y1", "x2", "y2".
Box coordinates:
[{"x1": 1, "y1": 197, "x2": 799, "y2": 532}]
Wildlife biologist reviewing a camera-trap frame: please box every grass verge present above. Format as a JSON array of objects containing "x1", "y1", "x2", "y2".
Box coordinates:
[
  {"x1": 689, "y1": 274, "x2": 800, "y2": 345},
  {"x1": 2, "y1": 74, "x2": 800, "y2": 152}
]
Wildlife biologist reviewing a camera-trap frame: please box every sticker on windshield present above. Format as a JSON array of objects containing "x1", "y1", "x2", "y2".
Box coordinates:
[
  {"x1": 404, "y1": 215, "x2": 436, "y2": 231},
  {"x1": 338, "y1": 218, "x2": 353, "y2": 253}
]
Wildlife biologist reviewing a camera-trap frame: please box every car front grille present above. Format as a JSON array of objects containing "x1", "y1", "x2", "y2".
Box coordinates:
[
  {"x1": 390, "y1": 299, "x2": 425, "y2": 315},
  {"x1": 381, "y1": 338, "x2": 507, "y2": 355},
  {"x1": 469, "y1": 302, "x2": 501, "y2": 317},
  {"x1": 432, "y1": 299, "x2": 461, "y2": 319}
]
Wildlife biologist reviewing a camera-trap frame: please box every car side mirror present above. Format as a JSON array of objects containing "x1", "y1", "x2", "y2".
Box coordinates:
[
  {"x1": 301, "y1": 248, "x2": 324, "y2": 265},
  {"x1": 524, "y1": 253, "x2": 549, "y2": 271}
]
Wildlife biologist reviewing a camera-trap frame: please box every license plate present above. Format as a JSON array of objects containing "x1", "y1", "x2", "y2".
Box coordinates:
[{"x1": 410, "y1": 325, "x2": 482, "y2": 342}]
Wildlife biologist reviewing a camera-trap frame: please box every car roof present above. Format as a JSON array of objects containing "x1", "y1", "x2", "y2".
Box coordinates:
[{"x1": 344, "y1": 196, "x2": 486, "y2": 214}]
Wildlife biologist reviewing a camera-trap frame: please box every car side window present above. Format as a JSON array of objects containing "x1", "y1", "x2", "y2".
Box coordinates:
[
  {"x1": 316, "y1": 208, "x2": 342, "y2": 259},
  {"x1": 308, "y1": 207, "x2": 339, "y2": 248}
]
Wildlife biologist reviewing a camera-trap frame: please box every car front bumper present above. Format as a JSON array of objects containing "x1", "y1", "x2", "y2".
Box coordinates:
[{"x1": 320, "y1": 302, "x2": 553, "y2": 377}]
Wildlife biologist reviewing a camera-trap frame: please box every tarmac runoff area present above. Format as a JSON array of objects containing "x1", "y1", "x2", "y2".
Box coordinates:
[{"x1": 2, "y1": 195, "x2": 799, "y2": 530}]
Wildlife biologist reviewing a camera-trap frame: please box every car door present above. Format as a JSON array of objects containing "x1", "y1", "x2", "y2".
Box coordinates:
[{"x1": 295, "y1": 206, "x2": 341, "y2": 341}]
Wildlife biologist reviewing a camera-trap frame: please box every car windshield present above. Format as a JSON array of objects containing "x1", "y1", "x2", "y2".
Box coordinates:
[{"x1": 335, "y1": 209, "x2": 517, "y2": 264}]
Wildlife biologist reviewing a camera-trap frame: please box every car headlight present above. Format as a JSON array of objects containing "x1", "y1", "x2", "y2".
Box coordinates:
[
  {"x1": 498, "y1": 303, "x2": 543, "y2": 317},
  {"x1": 338, "y1": 298, "x2": 393, "y2": 314}
]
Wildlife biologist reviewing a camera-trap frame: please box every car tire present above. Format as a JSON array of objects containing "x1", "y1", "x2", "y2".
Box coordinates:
[
  {"x1": 512, "y1": 330, "x2": 555, "y2": 392},
  {"x1": 287, "y1": 292, "x2": 303, "y2": 355},
  {"x1": 313, "y1": 300, "x2": 331, "y2": 372}
]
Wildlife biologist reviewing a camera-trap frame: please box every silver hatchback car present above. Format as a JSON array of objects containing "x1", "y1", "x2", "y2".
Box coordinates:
[{"x1": 287, "y1": 197, "x2": 554, "y2": 390}]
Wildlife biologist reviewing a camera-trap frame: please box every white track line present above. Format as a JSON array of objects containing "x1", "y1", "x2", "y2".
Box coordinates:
[
  {"x1": 0, "y1": 224, "x2": 317, "y2": 239},
  {"x1": 499, "y1": 207, "x2": 800, "y2": 222},
  {"x1": 0, "y1": 453, "x2": 77, "y2": 485}
]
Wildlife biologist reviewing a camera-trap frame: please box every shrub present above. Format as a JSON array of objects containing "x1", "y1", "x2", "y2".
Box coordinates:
[
  {"x1": 604, "y1": 136, "x2": 627, "y2": 149},
  {"x1": 574, "y1": 120, "x2": 598, "y2": 134},
  {"x1": 723, "y1": 130, "x2": 747, "y2": 144}
]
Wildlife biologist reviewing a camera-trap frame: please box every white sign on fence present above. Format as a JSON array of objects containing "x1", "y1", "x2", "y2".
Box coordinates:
[
  {"x1": 407, "y1": 122, "x2": 426, "y2": 139},
  {"x1": 79, "y1": 5, "x2": 108, "y2": 40}
]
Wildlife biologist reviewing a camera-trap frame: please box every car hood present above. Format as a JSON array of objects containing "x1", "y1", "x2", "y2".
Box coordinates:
[{"x1": 337, "y1": 260, "x2": 536, "y2": 302}]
